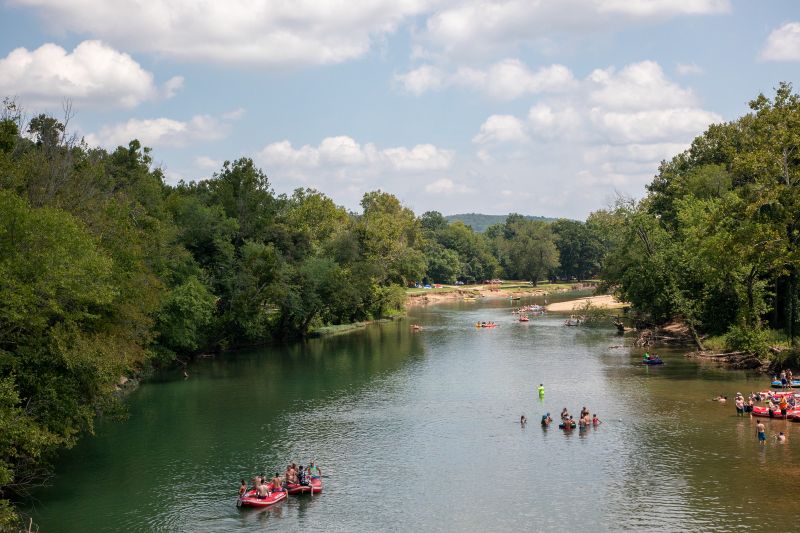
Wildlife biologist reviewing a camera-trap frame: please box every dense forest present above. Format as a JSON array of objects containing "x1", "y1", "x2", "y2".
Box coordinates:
[
  {"x1": 1, "y1": 82, "x2": 798, "y2": 529},
  {"x1": 0, "y1": 98, "x2": 600, "y2": 528}
]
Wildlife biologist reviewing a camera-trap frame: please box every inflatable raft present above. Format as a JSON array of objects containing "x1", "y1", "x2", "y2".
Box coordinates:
[
  {"x1": 770, "y1": 380, "x2": 800, "y2": 388},
  {"x1": 751, "y1": 406, "x2": 800, "y2": 418},
  {"x1": 237, "y1": 487, "x2": 287, "y2": 508},
  {"x1": 642, "y1": 358, "x2": 663, "y2": 365},
  {"x1": 285, "y1": 477, "x2": 323, "y2": 495}
]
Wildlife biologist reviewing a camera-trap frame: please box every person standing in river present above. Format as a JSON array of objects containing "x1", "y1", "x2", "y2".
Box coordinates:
[
  {"x1": 756, "y1": 421, "x2": 767, "y2": 445},
  {"x1": 538, "y1": 383, "x2": 545, "y2": 400}
]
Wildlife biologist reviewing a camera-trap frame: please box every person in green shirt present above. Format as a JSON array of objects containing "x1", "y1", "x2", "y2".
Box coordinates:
[
  {"x1": 308, "y1": 462, "x2": 322, "y2": 479},
  {"x1": 537, "y1": 383, "x2": 545, "y2": 399}
]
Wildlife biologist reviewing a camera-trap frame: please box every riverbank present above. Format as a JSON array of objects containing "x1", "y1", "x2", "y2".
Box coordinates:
[
  {"x1": 405, "y1": 281, "x2": 597, "y2": 307},
  {"x1": 544, "y1": 294, "x2": 626, "y2": 312}
]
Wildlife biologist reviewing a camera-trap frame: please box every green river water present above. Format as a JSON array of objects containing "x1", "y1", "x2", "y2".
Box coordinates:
[{"x1": 29, "y1": 293, "x2": 800, "y2": 532}]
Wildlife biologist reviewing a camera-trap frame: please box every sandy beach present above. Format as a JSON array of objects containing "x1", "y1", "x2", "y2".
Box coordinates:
[{"x1": 545, "y1": 294, "x2": 626, "y2": 312}]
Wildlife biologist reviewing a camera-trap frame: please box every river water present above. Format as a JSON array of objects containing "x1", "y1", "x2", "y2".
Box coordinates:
[{"x1": 30, "y1": 294, "x2": 800, "y2": 532}]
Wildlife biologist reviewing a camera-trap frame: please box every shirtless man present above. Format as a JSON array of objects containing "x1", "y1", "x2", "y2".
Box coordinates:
[
  {"x1": 256, "y1": 477, "x2": 270, "y2": 498},
  {"x1": 756, "y1": 421, "x2": 767, "y2": 445},
  {"x1": 284, "y1": 465, "x2": 295, "y2": 486},
  {"x1": 561, "y1": 407, "x2": 569, "y2": 421},
  {"x1": 272, "y1": 472, "x2": 284, "y2": 492},
  {"x1": 239, "y1": 479, "x2": 247, "y2": 497}
]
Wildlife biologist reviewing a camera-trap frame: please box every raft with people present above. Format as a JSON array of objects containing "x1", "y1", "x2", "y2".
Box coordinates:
[
  {"x1": 475, "y1": 321, "x2": 498, "y2": 328},
  {"x1": 237, "y1": 487, "x2": 287, "y2": 508},
  {"x1": 285, "y1": 477, "x2": 323, "y2": 495},
  {"x1": 751, "y1": 406, "x2": 800, "y2": 419},
  {"x1": 770, "y1": 379, "x2": 800, "y2": 388}
]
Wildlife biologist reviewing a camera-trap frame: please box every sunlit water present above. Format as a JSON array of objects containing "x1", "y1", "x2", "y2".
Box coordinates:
[{"x1": 29, "y1": 293, "x2": 800, "y2": 532}]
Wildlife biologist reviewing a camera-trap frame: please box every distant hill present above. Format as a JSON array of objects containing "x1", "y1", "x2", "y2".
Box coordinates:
[{"x1": 445, "y1": 213, "x2": 557, "y2": 233}]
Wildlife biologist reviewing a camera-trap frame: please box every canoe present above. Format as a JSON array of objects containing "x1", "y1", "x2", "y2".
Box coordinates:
[
  {"x1": 237, "y1": 487, "x2": 287, "y2": 508},
  {"x1": 285, "y1": 477, "x2": 323, "y2": 495},
  {"x1": 751, "y1": 406, "x2": 800, "y2": 418},
  {"x1": 770, "y1": 380, "x2": 800, "y2": 388}
]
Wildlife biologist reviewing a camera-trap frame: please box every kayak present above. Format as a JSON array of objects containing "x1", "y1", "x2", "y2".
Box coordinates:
[
  {"x1": 642, "y1": 358, "x2": 664, "y2": 365},
  {"x1": 237, "y1": 487, "x2": 288, "y2": 508},
  {"x1": 751, "y1": 406, "x2": 800, "y2": 418},
  {"x1": 285, "y1": 477, "x2": 323, "y2": 495},
  {"x1": 770, "y1": 380, "x2": 800, "y2": 388}
]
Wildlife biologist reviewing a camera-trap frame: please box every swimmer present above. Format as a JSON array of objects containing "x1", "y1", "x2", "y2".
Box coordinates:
[
  {"x1": 592, "y1": 414, "x2": 601, "y2": 426},
  {"x1": 520, "y1": 415, "x2": 527, "y2": 427},
  {"x1": 777, "y1": 432, "x2": 787, "y2": 443},
  {"x1": 541, "y1": 413, "x2": 552, "y2": 427}
]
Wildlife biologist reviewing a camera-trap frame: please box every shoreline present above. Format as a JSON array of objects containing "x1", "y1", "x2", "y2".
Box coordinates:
[{"x1": 405, "y1": 282, "x2": 597, "y2": 307}]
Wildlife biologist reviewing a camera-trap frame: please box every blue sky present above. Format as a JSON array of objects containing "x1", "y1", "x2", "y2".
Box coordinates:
[{"x1": 1, "y1": 0, "x2": 799, "y2": 219}]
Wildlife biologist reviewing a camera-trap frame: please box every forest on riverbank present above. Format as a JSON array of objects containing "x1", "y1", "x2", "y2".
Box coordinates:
[{"x1": 1, "y1": 82, "x2": 799, "y2": 529}]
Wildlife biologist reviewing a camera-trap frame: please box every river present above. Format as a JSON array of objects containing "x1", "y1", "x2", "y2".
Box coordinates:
[{"x1": 30, "y1": 294, "x2": 800, "y2": 532}]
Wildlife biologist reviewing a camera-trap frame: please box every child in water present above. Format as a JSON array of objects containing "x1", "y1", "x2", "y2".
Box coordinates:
[{"x1": 592, "y1": 414, "x2": 601, "y2": 426}]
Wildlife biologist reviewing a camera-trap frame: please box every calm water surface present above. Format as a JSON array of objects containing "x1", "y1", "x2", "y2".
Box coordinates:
[{"x1": 30, "y1": 295, "x2": 800, "y2": 532}]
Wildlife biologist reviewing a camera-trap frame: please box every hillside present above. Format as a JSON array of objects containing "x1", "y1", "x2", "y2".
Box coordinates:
[{"x1": 445, "y1": 213, "x2": 556, "y2": 233}]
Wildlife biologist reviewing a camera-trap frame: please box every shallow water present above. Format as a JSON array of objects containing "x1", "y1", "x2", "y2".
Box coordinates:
[{"x1": 29, "y1": 295, "x2": 800, "y2": 532}]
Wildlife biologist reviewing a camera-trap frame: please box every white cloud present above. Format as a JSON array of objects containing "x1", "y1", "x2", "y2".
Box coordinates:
[
  {"x1": 588, "y1": 60, "x2": 695, "y2": 111},
  {"x1": 676, "y1": 62, "x2": 703, "y2": 75},
  {"x1": 472, "y1": 115, "x2": 527, "y2": 144},
  {"x1": 258, "y1": 136, "x2": 454, "y2": 172},
  {"x1": 0, "y1": 40, "x2": 178, "y2": 107},
  {"x1": 468, "y1": 60, "x2": 722, "y2": 217},
  {"x1": 761, "y1": 22, "x2": 800, "y2": 61},
  {"x1": 394, "y1": 64, "x2": 446, "y2": 95},
  {"x1": 85, "y1": 114, "x2": 230, "y2": 148},
  {"x1": 396, "y1": 59, "x2": 575, "y2": 99},
  {"x1": 195, "y1": 156, "x2": 221, "y2": 170},
  {"x1": 419, "y1": 0, "x2": 729, "y2": 57},
  {"x1": 14, "y1": 0, "x2": 430, "y2": 66},
  {"x1": 424, "y1": 177, "x2": 475, "y2": 194}
]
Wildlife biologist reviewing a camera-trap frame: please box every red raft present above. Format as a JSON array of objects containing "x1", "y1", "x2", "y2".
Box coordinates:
[
  {"x1": 751, "y1": 406, "x2": 800, "y2": 419},
  {"x1": 237, "y1": 487, "x2": 287, "y2": 508},
  {"x1": 285, "y1": 477, "x2": 323, "y2": 495}
]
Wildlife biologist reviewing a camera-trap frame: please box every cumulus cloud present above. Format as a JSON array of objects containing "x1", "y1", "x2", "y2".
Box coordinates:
[
  {"x1": 85, "y1": 114, "x2": 231, "y2": 148},
  {"x1": 472, "y1": 115, "x2": 527, "y2": 144},
  {"x1": 0, "y1": 40, "x2": 179, "y2": 107},
  {"x1": 13, "y1": 0, "x2": 429, "y2": 66},
  {"x1": 396, "y1": 59, "x2": 575, "y2": 99},
  {"x1": 761, "y1": 22, "x2": 800, "y2": 61},
  {"x1": 258, "y1": 136, "x2": 453, "y2": 172},
  {"x1": 469, "y1": 60, "x2": 722, "y2": 216},
  {"x1": 418, "y1": 0, "x2": 730, "y2": 57}
]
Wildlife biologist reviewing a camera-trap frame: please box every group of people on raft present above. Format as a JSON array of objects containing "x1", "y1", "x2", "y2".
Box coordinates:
[
  {"x1": 239, "y1": 462, "x2": 322, "y2": 499},
  {"x1": 534, "y1": 406, "x2": 601, "y2": 429},
  {"x1": 641, "y1": 352, "x2": 662, "y2": 363},
  {"x1": 774, "y1": 369, "x2": 796, "y2": 389},
  {"x1": 734, "y1": 390, "x2": 798, "y2": 418}
]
